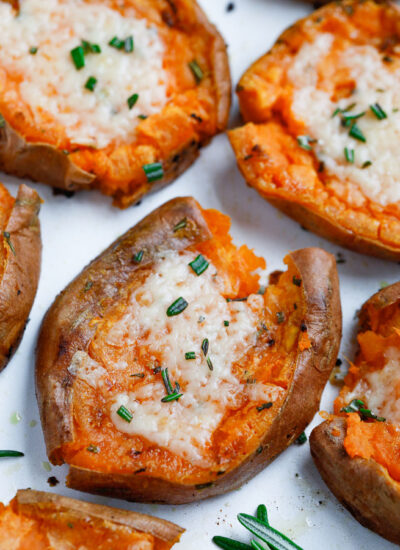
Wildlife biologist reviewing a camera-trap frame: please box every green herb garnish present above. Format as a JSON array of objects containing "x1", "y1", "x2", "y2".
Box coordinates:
[
  {"x1": 138, "y1": 114, "x2": 148, "y2": 120},
  {"x1": 82, "y1": 40, "x2": 101, "y2": 54},
  {"x1": 86, "y1": 444, "x2": 99, "y2": 453},
  {"x1": 292, "y1": 276, "x2": 302, "y2": 287},
  {"x1": 70, "y1": 45, "x2": 85, "y2": 70},
  {"x1": 29, "y1": 46, "x2": 38, "y2": 54},
  {"x1": 341, "y1": 399, "x2": 385, "y2": 422},
  {"x1": 349, "y1": 123, "x2": 366, "y2": 142},
  {"x1": 0, "y1": 114, "x2": 5, "y2": 128},
  {"x1": 142, "y1": 162, "x2": 164, "y2": 183},
  {"x1": 131, "y1": 372, "x2": 145, "y2": 378},
  {"x1": 201, "y1": 338, "x2": 209, "y2": 356},
  {"x1": 189, "y1": 60, "x2": 204, "y2": 83},
  {"x1": 128, "y1": 93, "x2": 139, "y2": 109},
  {"x1": 133, "y1": 250, "x2": 144, "y2": 264},
  {"x1": 370, "y1": 103, "x2": 387, "y2": 120},
  {"x1": 237, "y1": 514, "x2": 303, "y2": 550},
  {"x1": 185, "y1": 351, "x2": 196, "y2": 360},
  {"x1": 344, "y1": 147, "x2": 354, "y2": 163},
  {"x1": 362, "y1": 160, "x2": 372, "y2": 169},
  {"x1": 167, "y1": 297, "x2": 188, "y2": 316},
  {"x1": 85, "y1": 76, "x2": 97, "y2": 92},
  {"x1": 296, "y1": 135, "x2": 314, "y2": 151},
  {"x1": 0, "y1": 450, "x2": 24, "y2": 457},
  {"x1": 161, "y1": 368, "x2": 182, "y2": 402},
  {"x1": 124, "y1": 36, "x2": 134, "y2": 53},
  {"x1": 173, "y1": 218, "x2": 187, "y2": 232},
  {"x1": 83, "y1": 281, "x2": 93, "y2": 292},
  {"x1": 117, "y1": 405, "x2": 133, "y2": 423},
  {"x1": 189, "y1": 254, "x2": 209, "y2": 275},
  {"x1": 109, "y1": 36, "x2": 125, "y2": 49},
  {"x1": 276, "y1": 311, "x2": 285, "y2": 324},
  {"x1": 224, "y1": 320, "x2": 230, "y2": 327},
  {"x1": 3, "y1": 231, "x2": 15, "y2": 255},
  {"x1": 296, "y1": 432, "x2": 307, "y2": 444}
]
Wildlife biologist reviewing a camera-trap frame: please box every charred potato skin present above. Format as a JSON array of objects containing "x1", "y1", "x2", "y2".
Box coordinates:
[
  {"x1": 230, "y1": 0, "x2": 400, "y2": 262},
  {"x1": 0, "y1": 184, "x2": 41, "y2": 371},
  {"x1": 0, "y1": 0, "x2": 231, "y2": 206},
  {"x1": 13, "y1": 489, "x2": 184, "y2": 546},
  {"x1": 310, "y1": 281, "x2": 400, "y2": 544},
  {"x1": 310, "y1": 418, "x2": 400, "y2": 545},
  {"x1": 36, "y1": 198, "x2": 341, "y2": 504}
]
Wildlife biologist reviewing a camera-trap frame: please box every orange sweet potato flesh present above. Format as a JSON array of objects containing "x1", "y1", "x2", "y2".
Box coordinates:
[
  {"x1": 0, "y1": 489, "x2": 183, "y2": 549},
  {"x1": 36, "y1": 196, "x2": 341, "y2": 504},
  {"x1": 0, "y1": 182, "x2": 41, "y2": 371},
  {"x1": 229, "y1": 0, "x2": 400, "y2": 260},
  {"x1": 0, "y1": 0, "x2": 230, "y2": 207},
  {"x1": 310, "y1": 281, "x2": 400, "y2": 544}
]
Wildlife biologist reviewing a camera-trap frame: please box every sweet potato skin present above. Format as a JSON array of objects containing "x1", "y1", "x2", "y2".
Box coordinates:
[
  {"x1": 12, "y1": 489, "x2": 184, "y2": 547},
  {"x1": 0, "y1": 0, "x2": 231, "y2": 207},
  {"x1": 310, "y1": 418, "x2": 400, "y2": 545},
  {"x1": 310, "y1": 281, "x2": 400, "y2": 544},
  {"x1": 0, "y1": 184, "x2": 41, "y2": 371},
  {"x1": 36, "y1": 198, "x2": 341, "y2": 504},
  {"x1": 229, "y1": 0, "x2": 400, "y2": 261}
]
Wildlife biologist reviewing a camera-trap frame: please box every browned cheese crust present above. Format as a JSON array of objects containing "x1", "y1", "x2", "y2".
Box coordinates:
[
  {"x1": 14, "y1": 489, "x2": 184, "y2": 544},
  {"x1": 36, "y1": 198, "x2": 341, "y2": 503},
  {"x1": 0, "y1": 184, "x2": 41, "y2": 371},
  {"x1": 310, "y1": 417, "x2": 400, "y2": 544}
]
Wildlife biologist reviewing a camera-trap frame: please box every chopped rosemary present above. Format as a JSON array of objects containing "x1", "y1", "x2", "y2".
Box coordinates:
[
  {"x1": 29, "y1": 46, "x2": 38, "y2": 54},
  {"x1": 138, "y1": 114, "x2": 148, "y2": 120},
  {"x1": 161, "y1": 368, "x2": 182, "y2": 402},
  {"x1": 296, "y1": 135, "x2": 314, "y2": 151},
  {"x1": 188, "y1": 59, "x2": 204, "y2": 83},
  {"x1": 82, "y1": 40, "x2": 101, "y2": 54},
  {"x1": 256, "y1": 402, "x2": 272, "y2": 412},
  {"x1": 142, "y1": 162, "x2": 164, "y2": 183},
  {"x1": 86, "y1": 444, "x2": 99, "y2": 453},
  {"x1": 185, "y1": 351, "x2": 196, "y2": 360},
  {"x1": 296, "y1": 432, "x2": 307, "y2": 445},
  {"x1": 344, "y1": 147, "x2": 354, "y2": 163},
  {"x1": 201, "y1": 338, "x2": 209, "y2": 356},
  {"x1": 130, "y1": 372, "x2": 145, "y2": 378},
  {"x1": 3, "y1": 231, "x2": 15, "y2": 255},
  {"x1": 133, "y1": 250, "x2": 144, "y2": 264},
  {"x1": 128, "y1": 93, "x2": 139, "y2": 109},
  {"x1": 70, "y1": 45, "x2": 85, "y2": 70},
  {"x1": 370, "y1": 103, "x2": 387, "y2": 120},
  {"x1": 189, "y1": 254, "x2": 209, "y2": 275},
  {"x1": 124, "y1": 35, "x2": 134, "y2": 53},
  {"x1": 166, "y1": 297, "x2": 188, "y2": 316},
  {"x1": 109, "y1": 36, "x2": 125, "y2": 49},
  {"x1": 206, "y1": 356, "x2": 214, "y2": 371},
  {"x1": 224, "y1": 320, "x2": 230, "y2": 327},
  {"x1": 173, "y1": 218, "x2": 187, "y2": 232},
  {"x1": 0, "y1": 114, "x2": 5, "y2": 128},
  {"x1": 0, "y1": 450, "x2": 24, "y2": 457},
  {"x1": 117, "y1": 405, "x2": 133, "y2": 423},
  {"x1": 349, "y1": 123, "x2": 366, "y2": 142},
  {"x1": 341, "y1": 399, "x2": 385, "y2": 422},
  {"x1": 362, "y1": 160, "x2": 372, "y2": 169},
  {"x1": 85, "y1": 76, "x2": 97, "y2": 92}
]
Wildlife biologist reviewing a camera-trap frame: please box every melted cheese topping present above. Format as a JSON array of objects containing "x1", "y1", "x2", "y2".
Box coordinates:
[
  {"x1": 69, "y1": 251, "x2": 283, "y2": 466},
  {"x1": 289, "y1": 33, "x2": 400, "y2": 207},
  {"x1": 346, "y1": 347, "x2": 400, "y2": 423},
  {"x1": 0, "y1": 0, "x2": 167, "y2": 148}
]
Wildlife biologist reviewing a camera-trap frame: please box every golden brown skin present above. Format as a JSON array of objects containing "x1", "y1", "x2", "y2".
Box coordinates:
[
  {"x1": 13, "y1": 489, "x2": 184, "y2": 546},
  {"x1": 310, "y1": 281, "x2": 400, "y2": 545},
  {"x1": 0, "y1": 1, "x2": 231, "y2": 206},
  {"x1": 0, "y1": 184, "x2": 41, "y2": 371},
  {"x1": 310, "y1": 418, "x2": 400, "y2": 545},
  {"x1": 36, "y1": 198, "x2": 341, "y2": 504}
]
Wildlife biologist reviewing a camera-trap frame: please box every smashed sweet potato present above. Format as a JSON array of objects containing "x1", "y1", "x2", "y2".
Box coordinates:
[
  {"x1": 229, "y1": 0, "x2": 400, "y2": 260},
  {"x1": 0, "y1": 0, "x2": 230, "y2": 207},
  {"x1": 310, "y1": 281, "x2": 400, "y2": 544},
  {"x1": 36, "y1": 197, "x2": 341, "y2": 504},
  {"x1": 0, "y1": 489, "x2": 183, "y2": 548}
]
